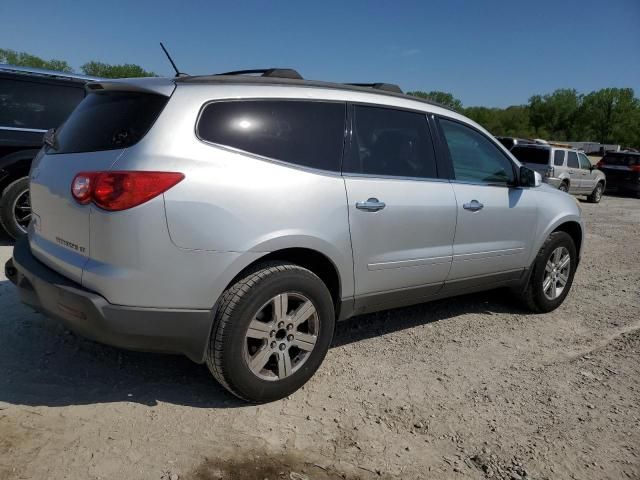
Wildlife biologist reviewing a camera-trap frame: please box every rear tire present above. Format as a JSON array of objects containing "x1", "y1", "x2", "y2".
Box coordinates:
[
  {"x1": 558, "y1": 182, "x2": 569, "y2": 192},
  {"x1": 206, "y1": 262, "x2": 335, "y2": 403},
  {"x1": 0, "y1": 177, "x2": 30, "y2": 240},
  {"x1": 516, "y1": 231, "x2": 577, "y2": 313},
  {"x1": 587, "y1": 182, "x2": 603, "y2": 203}
]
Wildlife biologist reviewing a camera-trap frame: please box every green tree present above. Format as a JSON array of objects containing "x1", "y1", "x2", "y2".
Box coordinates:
[
  {"x1": 407, "y1": 90, "x2": 463, "y2": 111},
  {"x1": 528, "y1": 89, "x2": 582, "y2": 140},
  {"x1": 580, "y1": 88, "x2": 639, "y2": 145},
  {"x1": 0, "y1": 48, "x2": 73, "y2": 73},
  {"x1": 80, "y1": 61, "x2": 156, "y2": 78}
]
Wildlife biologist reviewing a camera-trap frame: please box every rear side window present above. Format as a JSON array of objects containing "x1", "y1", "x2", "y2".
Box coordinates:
[
  {"x1": 511, "y1": 146, "x2": 550, "y2": 165},
  {"x1": 0, "y1": 77, "x2": 84, "y2": 130},
  {"x1": 567, "y1": 151, "x2": 579, "y2": 168},
  {"x1": 553, "y1": 150, "x2": 565, "y2": 166},
  {"x1": 439, "y1": 118, "x2": 515, "y2": 185},
  {"x1": 343, "y1": 105, "x2": 437, "y2": 178},
  {"x1": 578, "y1": 153, "x2": 591, "y2": 169},
  {"x1": 50, "y1": 91, "x2": 168, "y2": 154},
  {"x1": 197, "y1": 100, "x2": 346, "y2": 171}
]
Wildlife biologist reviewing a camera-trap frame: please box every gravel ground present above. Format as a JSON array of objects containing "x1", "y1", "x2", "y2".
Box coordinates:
[{"x1": 0, "y1": 194, "x2": 638, "y2": 480}]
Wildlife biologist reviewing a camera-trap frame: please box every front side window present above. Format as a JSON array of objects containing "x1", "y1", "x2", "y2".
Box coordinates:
[
  {"x1": 554, "y1": 150, "x2": 566, "y2": 166},
  {"x1": 197, "y1": 100, "x2": 346, "y2": 171},
  {"x1": 343, "y1": 105, "x2": 437, "y2": 178},
  {"x1": 439, "y1": 118, "x2": 515, "y2": 185},
  {"x1": 567, "y1": 151, "x2": 579, "y2": 168},
  {"x1": 578, "y1": 153, "x2": 591, "y2": 169}
]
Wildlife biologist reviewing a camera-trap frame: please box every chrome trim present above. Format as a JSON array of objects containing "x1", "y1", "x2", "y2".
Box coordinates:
[{"x1": 0, "y1": 126, "x2": 48, "y2": 133}]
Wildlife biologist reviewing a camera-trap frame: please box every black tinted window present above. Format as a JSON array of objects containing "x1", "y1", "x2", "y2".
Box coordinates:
[
  {"x1": 567, "y1": 151, "x2": 579, "y2": 168},
  {"x1": 50, "y1": 91, "x2": 168, "y2": 154},
  {"x1": 601, "y1": 153, "x2": 640, "y2": 166},
  {"x1": 554, "y1": 150, "x2": 565, "y2": 166},
  {"x1": 511, "y1": 146, "x2": 550, "y2": 165},
  {"x1": 344, "y1": 105, "x2": 437, "y2": 178},
  {"x1": 439, "y1": 119, "x2": 515, "y2": 185},
  {"x1": 197, "y1": 100, "x2": 345, "y2": 171},
  {"x1": 0, "y1": 77, "x2": 84, "y2": 130}
]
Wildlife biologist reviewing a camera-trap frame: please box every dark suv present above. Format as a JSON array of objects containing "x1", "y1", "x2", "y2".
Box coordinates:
[
  {"x1": 596, "y1": 151, "x2": 640, "y2": 196},
  {"x1": 0, "y1": 64, "x2": 100, "y2": 238}
]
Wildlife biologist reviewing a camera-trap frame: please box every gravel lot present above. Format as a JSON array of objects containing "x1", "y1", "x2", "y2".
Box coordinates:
[{"x1": 0, "y1": 194, "x2": 638, "y2": 480}]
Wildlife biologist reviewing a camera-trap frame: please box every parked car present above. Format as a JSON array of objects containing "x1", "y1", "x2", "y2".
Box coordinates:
[
  {"x1": 0, "y1": 64, "x2": 100, "y2": 238},
  {"x1": 595, "y1": 151, "x2": 640, "y2": 197},
  {"x1": 495, "y1": 136, "x2": 535, "y2": 150},
  {"x1": 511, "y1": 143, "x2": 606, "y2": 202},
  {"x1": 5, "y1": 69, "x2": 585, "y2": 403}
]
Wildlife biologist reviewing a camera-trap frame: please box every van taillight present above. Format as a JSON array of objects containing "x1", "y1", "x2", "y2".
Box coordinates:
[
  {"x1": 71, "y1": 171, "x2": 184, "y2": 211},
  {"x1": 596, "y1": 160, "x2": 604, "y2": 169}
]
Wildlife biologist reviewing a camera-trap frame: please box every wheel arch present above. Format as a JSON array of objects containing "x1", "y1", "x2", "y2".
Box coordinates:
[
  {"x1": 0, "y1": 149, "x2": 38, "y2": 194},
  {"x1": 551, "y1": 221, "x2": 583, "y2": 258}
]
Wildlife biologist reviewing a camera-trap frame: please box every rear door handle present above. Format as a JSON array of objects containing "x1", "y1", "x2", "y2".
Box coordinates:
[
  {"x1": 463, "y1": 200, "x2": 484, "y2": 212},
  {"x1": 356, "y1": 198, "x2": 386, "y2": 212}
]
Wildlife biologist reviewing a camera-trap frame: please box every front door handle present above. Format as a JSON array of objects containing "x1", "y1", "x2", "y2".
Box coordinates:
[
  {"x1": 463, "y1": 200, "x2": 484, "y2": 212},
  {"x1": 356, "y1": 198, "x2": 386, "y2": 212}
]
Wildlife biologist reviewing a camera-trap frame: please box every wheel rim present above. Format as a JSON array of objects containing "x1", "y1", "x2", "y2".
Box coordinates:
[
  {"x1": 12, "y1": 189, "x2": 31, "y2": 234},
  {"x1": 559, "y1": 184, "x2": 568, "y2": 192},
  {"x1": 594, "y1": 185, "x2": 602, "y2": 201},
  {"x1": 542, "y1": 246, "x2": 571, "y2": 300},
  {"x1": 243, "y1": 292, "x2": 319, "y2": 381}
]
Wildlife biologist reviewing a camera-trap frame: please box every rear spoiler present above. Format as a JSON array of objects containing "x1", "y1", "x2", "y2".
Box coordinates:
[{"x1": 85, "y1": 78, "x2": 176, "y2": 97}]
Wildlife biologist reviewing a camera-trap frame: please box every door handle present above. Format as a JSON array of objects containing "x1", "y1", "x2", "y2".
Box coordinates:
[
  {"x1": 356, "y1": 198, "x2": 386, "y2": 212},
  {"x1": 463, "y1": 200, "x2": 484, "y2": 212}
]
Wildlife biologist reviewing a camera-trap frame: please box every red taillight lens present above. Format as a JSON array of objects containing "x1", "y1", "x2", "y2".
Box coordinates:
[
  {"x1": 630, "y1": 165, "x2": 640, "y2": 173},
  {"x1": 596, "y1": 161, "x2": 604, "y2": 169},
  {"x1": 71, "y1": 171, "x2": 184, "y2": 211}
]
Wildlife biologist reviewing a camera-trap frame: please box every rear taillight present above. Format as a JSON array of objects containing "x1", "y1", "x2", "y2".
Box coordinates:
[
  {"x1": 596, "y1": 161, "x2": 604, "y2": 169},
  {"x1": 71, "y1": 171, "x2": 184, "y2": 211},
  {"x1": 630, "y1": 165, "x2": 640, "y2": 173}
]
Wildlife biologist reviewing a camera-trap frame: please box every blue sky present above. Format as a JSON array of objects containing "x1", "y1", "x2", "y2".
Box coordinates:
[{"x1": 1, "y1": 0, "x2": 638, "y2": 107}]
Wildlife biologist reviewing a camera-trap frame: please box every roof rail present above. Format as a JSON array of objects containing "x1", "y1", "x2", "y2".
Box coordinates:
[
  {"x1": 345, "y1": 82, "x2": 403, "y2": 94},
  {"x1": 215, "y1": 68, "x2": 303, "y2": 80}
]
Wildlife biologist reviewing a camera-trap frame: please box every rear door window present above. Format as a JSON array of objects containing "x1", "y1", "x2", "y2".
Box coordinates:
[
  {"x1": 567, "y1": 151, "x2": 579, "y2": 168},
  {"x1": 50, "y1": 91, "x2": 169, "y2": 154},
  {"x1": 601, "y1": 153, "x2": 640, "y2": 166},
  {"x1": 553, "y1": 150, "x2": 566, "y2": 166},
  {"x1": 511, "y1": 146, "x2": 550, "y2": 165},
  {"x1": 343, "y1": 105, "x2": 437, "y2": 178},
  {"x1": 0, "y1": 77, "x2": 84, "y2": 130},
  {"x1": 439, "y1": 118, "x2": 515, "y2": 185},
  {"x1": 197, "y1": 100, "x2": 346, "y2": 172}
]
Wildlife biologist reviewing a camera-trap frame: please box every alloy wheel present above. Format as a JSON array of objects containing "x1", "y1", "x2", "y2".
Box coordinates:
[
  {"x1": 243, "y1": 292, "x2": 319, "y2": 381},
  {"x1": 542, "y1": 246, "x2": 571, "y2": 300},
  {"x1": 12, "y1": 189, "x2": 31, "y2": 234}
]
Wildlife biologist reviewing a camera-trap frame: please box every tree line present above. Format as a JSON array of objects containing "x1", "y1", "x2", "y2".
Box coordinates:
[
  {"x1": 408, "y1": 89, "x2": 640, "y2": 148},
  {"x1": 2, "y1": 48, "x2": 638, "y2": 148}
]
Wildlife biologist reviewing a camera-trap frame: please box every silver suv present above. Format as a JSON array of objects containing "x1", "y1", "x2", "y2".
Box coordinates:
[
  {"x1": 511, "y1": 143, "x2": 606, "y2": 202},
  {"x1": 5, "y1": 70, "x2": 585, "y2": 403}
]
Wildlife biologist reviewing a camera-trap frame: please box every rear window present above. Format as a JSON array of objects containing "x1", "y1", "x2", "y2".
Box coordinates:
[
  {"x1": 601, "y1": 153, "x2": 640, "y2": 166},
  {"x1": 0, "y1": 77, "x2": 85, "y2": 130},
  {"x1": 49, "y1": 91, "x2": 168, "y2": 154},
  {"x1": 197, "y1": 100, "x2": 346, "y2": 171},
  {"x1": 511, "y1": 146, "x2": 550, "y2": 165}
]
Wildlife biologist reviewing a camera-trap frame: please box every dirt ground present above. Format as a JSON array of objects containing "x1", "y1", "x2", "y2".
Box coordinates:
[{"x1": 0, "y1": 194, "x2": 638, "y2": 480}]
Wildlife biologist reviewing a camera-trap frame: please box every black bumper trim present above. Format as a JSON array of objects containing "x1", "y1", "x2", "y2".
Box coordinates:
[{"x1": 7, "y1": 236, "x2": 213, "y2": 363}]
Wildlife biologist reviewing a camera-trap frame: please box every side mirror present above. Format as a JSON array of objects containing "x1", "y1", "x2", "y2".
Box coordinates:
[{"x1": 520, "y1": 166, "x2": 542, "y2": 187}]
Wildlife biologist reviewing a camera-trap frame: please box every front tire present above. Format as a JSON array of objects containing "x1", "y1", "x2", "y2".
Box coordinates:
[
  {"x1": 206, "y1": 262, "x2": 335, "y2": 403},
  {"x1": 587, "y1": 182, "x2": 604, "y2": 203},
  {"x1": 0, "y1": 177, "x2": 30, "y2": 240},
  {"x1": 517, "y1": 231, "x2": 577, "y2": 313}
]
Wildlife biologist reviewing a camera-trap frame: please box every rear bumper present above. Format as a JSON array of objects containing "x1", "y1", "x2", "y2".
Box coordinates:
[
  {"x1": 604, "y1": 180, "x2": 640, "y2": 193},
  {"x1": 5, "y1": 237, "x2": 213, "y2": 363}
]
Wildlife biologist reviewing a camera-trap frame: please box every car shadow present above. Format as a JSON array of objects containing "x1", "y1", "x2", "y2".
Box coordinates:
[{"x1": 0, "y1": 279, "x2": 525, "y2": 409}]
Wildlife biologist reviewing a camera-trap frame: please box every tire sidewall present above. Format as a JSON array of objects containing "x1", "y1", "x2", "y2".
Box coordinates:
[
  {"x1": 217, "y1": 268, "x2": 335, "y2": 402},
  {"x1": 0, "y1": 177, "x2": 30, "y2": 239},
  {"x1": 530, "y1": 232, "x2": 577, "y2": 312}
]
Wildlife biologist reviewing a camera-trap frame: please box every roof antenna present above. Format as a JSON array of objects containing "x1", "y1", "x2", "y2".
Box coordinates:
[{"x1": 160, "y1": 42, "x2": 186, "y2": 77}]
